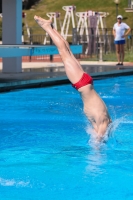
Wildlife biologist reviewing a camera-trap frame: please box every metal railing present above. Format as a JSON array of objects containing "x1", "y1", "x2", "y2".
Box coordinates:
[
  {"x1": 0, "y1": 27, "x2": 133, "y2": 62},
  {"x1": 20, "y1": 33, "x2": 133, "y2": 62}
]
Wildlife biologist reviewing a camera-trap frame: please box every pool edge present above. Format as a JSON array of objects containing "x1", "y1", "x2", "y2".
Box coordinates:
[{"x1": 0, "y1": 69, "x2": 133, "y2": 92}]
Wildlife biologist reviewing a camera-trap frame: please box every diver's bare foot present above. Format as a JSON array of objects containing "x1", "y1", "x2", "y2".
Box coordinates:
[{"x1": 34, "y1": 15, "x2": 52, "y2": 29}]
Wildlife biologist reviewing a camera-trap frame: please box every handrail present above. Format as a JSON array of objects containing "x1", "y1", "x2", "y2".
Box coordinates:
[{"x1": 0, "y1": 44, "x2": 82, "y2": 57}]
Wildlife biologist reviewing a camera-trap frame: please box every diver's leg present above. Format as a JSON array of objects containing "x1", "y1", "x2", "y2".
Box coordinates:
[
  {"x1": 34, "y1": 15, "x2": 84, "y2": 84},
  {"x1": 52, "y1": 28, "x2": 83, "y2": 70}
]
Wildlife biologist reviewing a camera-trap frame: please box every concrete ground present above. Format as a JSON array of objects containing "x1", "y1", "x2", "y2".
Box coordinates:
[{"x1": 0, "y1": 61, "x2": 133, "y2": 79}]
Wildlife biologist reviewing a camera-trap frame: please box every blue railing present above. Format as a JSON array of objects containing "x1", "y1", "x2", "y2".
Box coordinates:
[{"x1": 0, "y1": 45, "x2": 82, "y2": 58}]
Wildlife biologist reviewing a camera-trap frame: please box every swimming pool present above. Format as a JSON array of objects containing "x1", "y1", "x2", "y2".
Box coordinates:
[{"x1": 0, "y1": 75, "x2": 133, "y2": 200}]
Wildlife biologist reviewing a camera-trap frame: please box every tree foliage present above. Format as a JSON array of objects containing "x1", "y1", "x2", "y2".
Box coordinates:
[
  {"x1": 23, "y1": 0, "x2": 40, "y2": 10},
  {"x1": 0, "y1": 0, "x2": 40, "y2": 12}
]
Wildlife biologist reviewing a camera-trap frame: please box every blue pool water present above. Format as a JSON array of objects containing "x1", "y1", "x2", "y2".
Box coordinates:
[{"x1": 0, "y1": 75, "x2": 133, "y2": 200}]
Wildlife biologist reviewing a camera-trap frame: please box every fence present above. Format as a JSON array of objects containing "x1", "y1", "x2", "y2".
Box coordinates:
[
  {"x1": 1, "y1": 27, "x2": 133, "y2": 62},
  {"x1": 21, "y1": 35, "x2": 133, "y2": 62}
]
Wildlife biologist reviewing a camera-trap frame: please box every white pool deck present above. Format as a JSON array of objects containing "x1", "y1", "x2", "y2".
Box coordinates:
[{"x1": 0, "y1": 61, "x2": 132, "y2": 70}]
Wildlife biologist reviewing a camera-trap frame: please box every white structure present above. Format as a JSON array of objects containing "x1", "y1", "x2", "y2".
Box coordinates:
[
  {"x1": 128, "y1": 0, "x2": 133, "y2": 8},
  {"x1": 2, "y1": 0, "x2": 22, "y2": 73},
  {"x1": 61, "y1": 5, "x2": 76, "y2": 40},
  {"x1": 44, "y1": 6, "x2": 76, "y2": 42},
  {"x1": 76, "y1": 11, "x2": 90, "y2": 43},
  {"x1": 96, "y1": 12, "x2": 109, "y2": 35},
  {"x1": 22, "y1": 12, "x2": 31, "y2": 43},
  {"x1": 44, "y1": 12, "x2": 61, "y2": 44},
  {"x1": 46, "y1": 12, "x2": 61, "y2": 30},
  {"x1": 125, "y1": 0, "x2": 133, "y2": 12},
  {"x1": 76, "y1": 11, "x2": 109, "y2": 54},
  {"x1": 76, "y1": 11, "x2": 109, "y2": 42}
]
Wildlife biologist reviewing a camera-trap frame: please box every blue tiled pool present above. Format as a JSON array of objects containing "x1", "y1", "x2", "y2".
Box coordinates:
[{"x1": 0, "y1": 75, "x2": 133, "y2": 200}]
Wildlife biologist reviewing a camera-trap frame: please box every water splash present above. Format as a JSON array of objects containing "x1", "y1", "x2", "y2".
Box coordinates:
[
  {"x1": 86, "y1": 116, "x2": 127, "y2": 149},
  {"x1": 0, "y1": 177, "x2": 30, "y2": 187}
]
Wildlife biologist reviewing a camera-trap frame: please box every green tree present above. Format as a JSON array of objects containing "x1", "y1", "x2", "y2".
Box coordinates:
[{"x1": 23, "y1": 0, "x2": 40, "y2": 10}]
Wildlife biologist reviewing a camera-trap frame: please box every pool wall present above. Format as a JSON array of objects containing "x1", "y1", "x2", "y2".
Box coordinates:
[{"x1": 0, "y1": 68, "x2": 133, "y2": 92}]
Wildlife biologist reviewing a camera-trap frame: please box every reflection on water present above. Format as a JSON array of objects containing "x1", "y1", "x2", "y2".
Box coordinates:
[
  {"x1": 21, "y1": 65, "x2": 118, "y2": 74},
  {"x1": 85, "y1": 150, "x2": 107, "y2": 176},
  {"x1": 0, "y1": 65, "x2": 131, "y2": 85}
]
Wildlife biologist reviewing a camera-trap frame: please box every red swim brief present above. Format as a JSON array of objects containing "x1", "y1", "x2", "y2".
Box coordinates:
[{"x1": 72, "y1": 73, "x2": 93, "y2": 90}]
